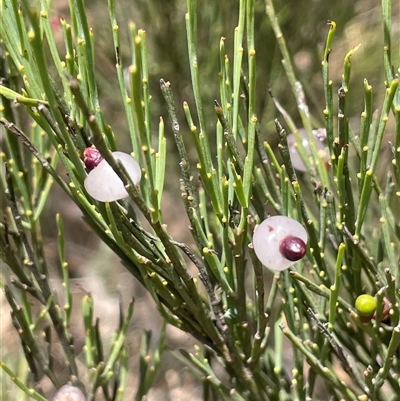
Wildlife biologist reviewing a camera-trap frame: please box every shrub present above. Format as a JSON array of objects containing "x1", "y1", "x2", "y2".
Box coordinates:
[{"x1": 1, "y1": 0, "x2": 399, "y2": 400}]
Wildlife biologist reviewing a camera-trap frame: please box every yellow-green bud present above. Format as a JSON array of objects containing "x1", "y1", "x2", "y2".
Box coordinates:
[{"x1": 355, "y1": 294, "x2": 377, "y2": 322}]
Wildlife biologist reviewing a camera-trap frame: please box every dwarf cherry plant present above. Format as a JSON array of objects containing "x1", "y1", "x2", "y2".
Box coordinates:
[{"x1": 1, "y1": 0, "x2": 400, "y2": 400}]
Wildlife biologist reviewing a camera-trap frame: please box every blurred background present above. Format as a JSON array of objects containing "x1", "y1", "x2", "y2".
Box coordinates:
[{"x1": 1, "y1": 0, "x2": 398, "y2": 399}]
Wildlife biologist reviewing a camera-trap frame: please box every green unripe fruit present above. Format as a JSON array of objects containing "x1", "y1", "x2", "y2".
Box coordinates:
[{"x1": 355, "y1": 294, "x2": 377, "y2": 317}]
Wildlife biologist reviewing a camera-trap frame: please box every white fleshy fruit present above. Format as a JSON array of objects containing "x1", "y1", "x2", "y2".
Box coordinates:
[
  {"x1": 287, "y1": 128, "x2": 327, "y2": 172},
  {"x1": 53, "y1": 384, "x2": 86, "y2": 401},
  {"x1": 252, "y1": 216, "x2": 308, "y2": 271},
  {"x1": 84, "y1": 151, "x2": 141, "y2": 202}
]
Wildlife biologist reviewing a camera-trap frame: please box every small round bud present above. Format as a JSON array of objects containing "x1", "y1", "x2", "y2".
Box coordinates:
[
  {"x1": 355, "y1": 294, "x2": 377, "y2": 323},
  {"x1": 53, "y1": 385, "x2": 86, "y2": 401}
]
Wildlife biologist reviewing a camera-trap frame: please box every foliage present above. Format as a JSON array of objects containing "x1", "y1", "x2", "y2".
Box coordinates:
[{"x1": 0, "y1": 0, "x2": 399, "y2": 400}]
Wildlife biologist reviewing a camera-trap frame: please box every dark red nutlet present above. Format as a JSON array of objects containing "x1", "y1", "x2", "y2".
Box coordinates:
[
  {"x1": 83, "y1": 147, "x2": 103, "y2": 171},
  {"x1": 279, "y1": 235, "x2": 307, "y2": 261}
]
